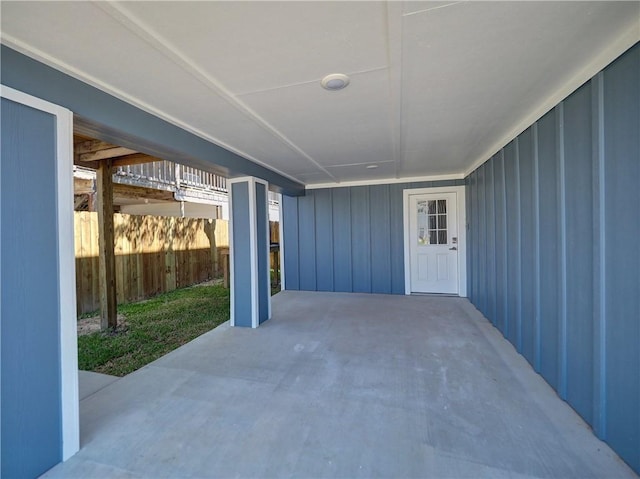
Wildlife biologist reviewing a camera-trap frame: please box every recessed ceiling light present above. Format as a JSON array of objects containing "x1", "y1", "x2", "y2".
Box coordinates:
[
  {"x1": 321, "y1": 73, "x2": 350, "y2": 91},
  {"x1": 366, "y1": 164, "x2": 378, "y2": 169}
]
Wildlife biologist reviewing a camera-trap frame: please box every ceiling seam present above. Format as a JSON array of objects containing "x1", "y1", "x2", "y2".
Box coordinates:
[
  {"x1": 236, "y1": 66, "x2": 388, "y2": 97},
  {"x1": 327, "y1": 159, "x2": 396, "y2": 168},
  {"x1": 1, "y1": 32, "x2": 305, "y2": 186},
  {"x1": 95, "y1": 1, "x2": 338, "y2": 183},
  {"x1": 403, "y1": 2, "x2": 464, "y2": 18},
  {"x1": 385, "y1": 1, "x2": 404, "y2": 179}
]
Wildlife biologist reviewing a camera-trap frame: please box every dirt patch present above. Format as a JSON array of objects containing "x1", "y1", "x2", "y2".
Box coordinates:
[
  {"x1": 191, "y1": 278, "x2": 224, "y2": 287},
  {"x1": 77, "y1": 314, "x2": 128, "y2": 336}
]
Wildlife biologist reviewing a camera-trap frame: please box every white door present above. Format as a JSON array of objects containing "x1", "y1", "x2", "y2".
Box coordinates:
[{"x1": 409, "y1": 193, "x2": 459, "y2": 294}]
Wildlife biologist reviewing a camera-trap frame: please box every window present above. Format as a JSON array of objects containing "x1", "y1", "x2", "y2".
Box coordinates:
[{"x1": 417, "y1": 199, "x2": 447, "y2": 245}]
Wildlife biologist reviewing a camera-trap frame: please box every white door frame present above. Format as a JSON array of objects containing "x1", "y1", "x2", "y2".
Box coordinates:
[
  {"x1": 1, "y1": 85, "x2": 79, "y2": 460},
  {"x1": 403, "y1": 186, "x2": 467, "y2": 296}
]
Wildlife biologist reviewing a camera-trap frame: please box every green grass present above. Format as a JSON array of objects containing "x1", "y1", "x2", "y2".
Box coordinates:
[{"x1": 78, "y1": 285, "x2": 230, "y2": 377}]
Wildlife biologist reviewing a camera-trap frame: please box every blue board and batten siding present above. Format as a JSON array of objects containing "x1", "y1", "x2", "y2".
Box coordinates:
[
  {"x1": 466, "y1": 43, "x2": 639, "y2": 473},
  {"x1": 231, "y1": 182, "x2": 253, "y2": 327},
  {"x1": 1, "y1": 98, "x2": 62, "y2": 477},
  {"x1": 282, "y1": 180, "x2": 464, "y2": 295},
  {"x1": 231, "y1": 180, "x2": 270, "y2": 327}
]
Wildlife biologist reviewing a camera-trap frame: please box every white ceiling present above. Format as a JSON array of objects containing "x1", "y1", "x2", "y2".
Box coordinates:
[{"x1": 2, "y1": 1, "x2": 639, "y2": 186}]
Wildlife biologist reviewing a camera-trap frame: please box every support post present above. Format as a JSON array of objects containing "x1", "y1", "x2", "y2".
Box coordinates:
[
  {"x1": 96, "y1": 158, "x2": 117, "y2": 329},
  {"x1": 229, "y1": 177, "x2": 271, "y2": 327}
]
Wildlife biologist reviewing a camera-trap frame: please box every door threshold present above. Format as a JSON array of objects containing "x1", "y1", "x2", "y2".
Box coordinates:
[{"x1": 410, "y1": 292, "x2": 459, "y2": 297}]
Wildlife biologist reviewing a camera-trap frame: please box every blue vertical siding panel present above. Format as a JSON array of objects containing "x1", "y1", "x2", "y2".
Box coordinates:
[
  {"x1": 536, "y1": 110, "x2": 560, "y2": 389},
  {"x1": 504, "y1": 141, "x2": 519, "y2": 346},
  {"x1": 332, "y1": 188, "x2": 353, "y2": 292},
  {"x1": 298, "y1": 193, "x2": 317, "y2": 290},
  {"x1": 494, "y1": 152, "x2": 508, "y2": 335},
  {"x1": 389, "y1": 184, "x2": 406, "y2": 294},
  {"x1": 532, "y1": 124, "x2": 542, "y2": 371},
  {"x1": 282, "y1": 194, "x2": 300, "y2": 290},
  {"x1": 485, "y1": 158, "x2": 497, "y2": 325},
  {"x1": 351, "y1": 186, "x2": 372, "y2": 293},
  {"x1": 409, "y1": 181, "x2": 431, "y2": 189},
  {"x1": 519, "y1": 128, "x2": 536, "y2": 365},
  {"x1": 314, "y1": 189, "x2": 334, "y2": 291},
  {"x1": 1, "y1": 98, "x2": 62, "y2": 479},
  {"x1": 563, "y1": 82, "x2": 594, "y2": 423},
  {"x1": 557, "y1": 104, "x2": 569, "y2": 399},
  {"x1": 255, "y1": 182, "x2": 270, "y2": 324},
  {"x1": 473, "y1": 170, "x2": 481, "y2": 305},
  {"x1": 469, "y1": 171, "x2": 480, "y2": 305},
  {"x1": 231, "y1": 183, "x2": 253, "y2": 327},
  {"x1": 477, "y1": 165, "x2": 488, "y2": 316},
  {"x1": 281, "y1": 178, "x2": 495, "y2": 299},
  {"x1": 591, "y1": 73, "x2": 606, "y2": 438},
  {"x1": 370, "y1": 185, "x2": 392, "y2": 293},
  {"x1": 465, "y1": 177, "x2": 473, "y2": 300},
  {"x1": 602, "y1": 46, "x2": 640, "y2": 473},
  {"x1": 465, "y1": 44, "x2": 639, "y2": 475}
]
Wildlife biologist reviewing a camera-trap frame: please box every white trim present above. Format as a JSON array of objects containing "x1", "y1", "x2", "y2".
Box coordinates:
[
  {"x1": 464, "y1": 23, "x2": 640, "y2": 178},
  {"x1": 228, "y1": 176, "x2": 257, "y2": 185},
  {"x1": 278, "y1": 193, "x2": 286, "y2": 291},
  {"x1": 403, "y1": 185, "x2": 467, "y2": 297},
  {"x1": 305, "y1": 173, "x2": 464, "y2": 190},
  {"x1": 261, "y1": 181, "x2": 271, "y2": 322},
  {"x1": 0, "y1": 85, "x2": 80, "y2": 460},
  {"x1": 228, "y1": 183, "x2": 235, "y2": 327}
]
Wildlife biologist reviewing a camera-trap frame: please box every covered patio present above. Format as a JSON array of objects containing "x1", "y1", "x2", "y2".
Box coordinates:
[{"x1": 43, "y1": 292, "x2": 634, "y2": 478}]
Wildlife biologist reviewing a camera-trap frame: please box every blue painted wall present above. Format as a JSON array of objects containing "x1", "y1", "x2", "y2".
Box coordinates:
[
  {"x1": 466, "y1": 43, "x2": 639, "y2": 473},
  {"x1": 1, "y1": 98, "x2": 62, "y2": 478},
  {"x1": 231, "y1": 182, "x2": 252, "y2": 327},
  {"x1": 282, "y1": 180, "x2": 465, "y2": 294},
  {"x1": 231, "y1": 180, "x2": 271, "y2": 327}
]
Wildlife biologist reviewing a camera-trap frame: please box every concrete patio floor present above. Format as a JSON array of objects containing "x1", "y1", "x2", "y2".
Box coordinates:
[{"x1": 43, "y1": 291, "x2": 636, "y2": 478}]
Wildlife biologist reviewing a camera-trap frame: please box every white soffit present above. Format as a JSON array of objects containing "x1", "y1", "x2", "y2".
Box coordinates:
[
  {"x1": 2, "y1": 1, "x2": 638, "y2": 186},
  {"x1": 115, "y1": 1, "x2": 390, "y2": 96}
]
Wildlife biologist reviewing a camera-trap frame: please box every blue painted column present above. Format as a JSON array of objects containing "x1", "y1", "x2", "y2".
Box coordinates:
[
  {"x1": 229, "y1": 177, "x2": 271, "y2": 327},
  {"x1": 1, "y1": 87, "x2": 79, "y2": 477}
]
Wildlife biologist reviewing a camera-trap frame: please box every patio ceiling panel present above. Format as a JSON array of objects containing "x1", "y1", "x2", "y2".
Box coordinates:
[{"x1": 2, "y1": 1, "x2": 636, "y2": 186}]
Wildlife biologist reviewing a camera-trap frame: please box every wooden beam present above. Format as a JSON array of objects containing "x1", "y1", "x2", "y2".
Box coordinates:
[
  {"x1": 74, "y1": 177, "x2": 94, "y2": 195},
  {"x1": 74, "y1": 177, "x2": 175, "y2": 203},
  {"x1": 78, "y1": 146, "x2": 138, "y2": 163},
  {"x1": 74, "y1": 159, "x2": 98, "y2": 169},
  {"x1": 112, "y1": 153, "x2": 162, "y2": 167},
  {"x1": 113, "y1": 184, "x2": 175, "y2": 202},
  {"x1": 74, "y1": 138, "x2": 114, "y2": 154},
  {"x1": 96, "y1": 159, "x2": 118, "y2": 330}
]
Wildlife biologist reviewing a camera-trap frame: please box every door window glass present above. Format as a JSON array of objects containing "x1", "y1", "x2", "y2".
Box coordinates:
[
  {"x1": 417, "y1": 199, "x2": 447, "y2": 245},
  {"x1": 417, "y1": 200, "x2": 428, "y2": 244}
]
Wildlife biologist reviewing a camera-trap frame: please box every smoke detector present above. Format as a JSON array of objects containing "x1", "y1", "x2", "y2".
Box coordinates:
[{"x1": 321, "y1": 73, "x2": 350, "y2": 91}]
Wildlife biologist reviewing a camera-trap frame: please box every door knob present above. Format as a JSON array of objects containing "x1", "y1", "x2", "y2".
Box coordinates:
[{"x1": 449, "y1": 247, "x2": 457, "y2": 251}]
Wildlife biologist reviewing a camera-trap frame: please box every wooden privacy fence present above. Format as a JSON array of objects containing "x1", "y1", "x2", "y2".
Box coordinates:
[{"x1": 74, "y1": 212, "x2": 280, "y2": 314}]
